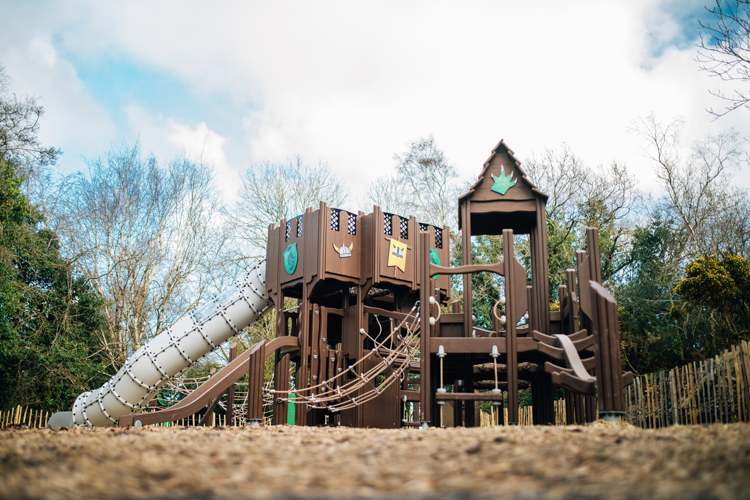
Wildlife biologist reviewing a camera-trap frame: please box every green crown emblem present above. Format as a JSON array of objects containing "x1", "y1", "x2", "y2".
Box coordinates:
[{"x1": 490, "y1": 166, "x2": 516, "y2": 195}]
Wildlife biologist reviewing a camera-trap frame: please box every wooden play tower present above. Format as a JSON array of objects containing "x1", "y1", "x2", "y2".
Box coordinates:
[{"x1": 262, "y1": 139, "x2": 633, "y2": 427}]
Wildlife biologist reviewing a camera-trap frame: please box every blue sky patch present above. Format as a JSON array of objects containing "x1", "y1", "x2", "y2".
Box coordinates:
[{"x1": 62, "y1": 52, "x2": 250, "y2": 143}]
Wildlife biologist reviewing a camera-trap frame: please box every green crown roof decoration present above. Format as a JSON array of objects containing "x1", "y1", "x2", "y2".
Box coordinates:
[{"x1": 490, "y1": 166, "x2": 517, "y2": 195}]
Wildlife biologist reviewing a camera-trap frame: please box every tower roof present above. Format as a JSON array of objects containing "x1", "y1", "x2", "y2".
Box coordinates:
[{"x1": 458, "y1": 139, "x2": 548, "y2": 235}]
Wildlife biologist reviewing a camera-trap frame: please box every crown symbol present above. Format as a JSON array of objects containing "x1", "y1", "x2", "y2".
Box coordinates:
[{"x1": 490, "y1": 166, "x2": 516, "y2": 195}]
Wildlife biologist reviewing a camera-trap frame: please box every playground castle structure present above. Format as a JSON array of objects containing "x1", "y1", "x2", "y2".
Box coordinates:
[{"x1": 58, "y1": 139, "x2": 633, "y2": 429}]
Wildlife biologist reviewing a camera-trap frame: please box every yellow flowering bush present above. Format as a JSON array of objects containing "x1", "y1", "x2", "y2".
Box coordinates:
[
  {"x1": 674, "y1": 254, "x2": 750, "y2": 341},
  {"x1": 674, "y1": 256, "x2": 736, "y2": 308}
]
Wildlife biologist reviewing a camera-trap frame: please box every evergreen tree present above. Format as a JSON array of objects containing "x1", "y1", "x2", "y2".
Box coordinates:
[
  {"x1": 617, "y1": 218, "x2": 687, "y2": 374},
  {"x1": 0, "y1": 157, "x2": 110, "y2": 412}
]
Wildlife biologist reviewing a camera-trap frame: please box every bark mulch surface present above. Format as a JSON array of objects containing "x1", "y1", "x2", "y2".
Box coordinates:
[{"x1": 1, "y1": 421, "x2": 749, "y2": 500}]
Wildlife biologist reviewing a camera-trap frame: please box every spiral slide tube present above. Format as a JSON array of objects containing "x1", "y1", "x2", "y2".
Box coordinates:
[{"x1": 53, "y1": 261, "x2": 272, "y2": 427}]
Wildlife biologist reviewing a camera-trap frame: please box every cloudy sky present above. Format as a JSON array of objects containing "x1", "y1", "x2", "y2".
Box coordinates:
[{"x1": 2, "y1": 0, "x2": 749, "y2": 201}]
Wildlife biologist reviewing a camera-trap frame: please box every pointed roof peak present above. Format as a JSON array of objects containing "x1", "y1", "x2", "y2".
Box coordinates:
[{"x1": 459, "y1": 139, "x2": 546, "y2": 203}]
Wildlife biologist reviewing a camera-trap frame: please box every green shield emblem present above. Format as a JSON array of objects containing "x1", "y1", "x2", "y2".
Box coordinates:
[
  {"x1": 430, "y1": 249, "x2": 440, "y2": 279},
  {"x1": 284, "y1": 243, "x2": 298, "y2": 274}
]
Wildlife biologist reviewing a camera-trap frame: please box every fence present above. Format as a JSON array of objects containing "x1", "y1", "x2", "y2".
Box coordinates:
[
  {"x1": 624, "y1": 340, "x2": 750, "y2": 428},
  {"x1": 0, "y1": 405, "x2": 239, "y2": 429},
  {"x1": 478, "y1": 405, "x2": 549, "y2": 427},
  {"x1": 478, "y1": 342, "x2": 750, "y2": 428},
  {"x1": 1, "y1": 406, "x2": 50, "y2": 428}
]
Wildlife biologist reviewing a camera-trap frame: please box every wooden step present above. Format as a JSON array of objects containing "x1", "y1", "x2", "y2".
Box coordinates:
[{"x1": 435, "y1": 392, "x2": 504, "y2": 401}]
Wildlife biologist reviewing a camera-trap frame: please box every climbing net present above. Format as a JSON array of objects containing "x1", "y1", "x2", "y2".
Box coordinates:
[
  {"x1": 154, "y1": 300, "x2": 436, "y2": 418},
  {"x1": 269, "y1": 301, "x2": 429, "y2": 413}
]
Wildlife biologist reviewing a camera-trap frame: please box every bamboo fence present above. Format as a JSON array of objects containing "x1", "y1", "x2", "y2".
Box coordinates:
[
  {"x1": 478, "y1": 341, "x2": 750, "y2": 427},
  {"x1": 0, "y1": 406, "x2": 50, "y2": 428},
  {"x1": 0, "y1": 405, "x2": 239, "y2": 429},
  {"x1": 479, "y1": 405, "x2": 539, "y2": 427},
  {"x1": 624, "y1": 340, "x2": 750, "y2": 428}
]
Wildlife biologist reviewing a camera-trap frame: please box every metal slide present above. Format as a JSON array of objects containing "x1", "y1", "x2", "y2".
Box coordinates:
[{"x1": 51, "y1": 261, "x2": 272, "y2": 427}]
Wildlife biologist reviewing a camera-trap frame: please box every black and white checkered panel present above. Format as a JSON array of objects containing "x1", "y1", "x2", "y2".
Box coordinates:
[
  {"x1": 418, "y1": 222, "x2": 443, "y2": 249},
  {"x1": 399, "y1": 217, "x2": 408, "y2": 239},
  {"x1": 285, "y1": 221, "x2": 291, "y2": 241},
  {"x1": 296, "y1": 215, "x2": 303, "y2": 237},
  {"x1": 330, "y1": 209, "x2": 340, "y2": 231},
  {"x1": 384, "y1": 213, "x2": 393, "y2": 235},
  {"x1": 347, "y1": 212, "x2": 356, "y2": 235}
]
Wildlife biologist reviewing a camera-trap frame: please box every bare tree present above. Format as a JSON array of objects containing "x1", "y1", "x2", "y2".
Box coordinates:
[
  {"x1": 0, "y1": 65, "x2": 60, "y2": 177},
  {"x1": 524, "y1": 144, "x2": 640, "y2": 287},
  {"x1": 633, "y1": 113, "x2": 749, "y2": 259},
  {"x1": 697, "y1": 0, "x2": 750, "y2": 118},
  {"x1": 389, "y1": 134, "x2": 462, "y2": 231},
  {"x1": 524, "y1": 145, "x2": 588, "y2": 260},
  {"x1": 58, "y1": 142, "x2": 227, "y2": 369},
  {"x1": 362, "y1": 172, "x2": 418, "y2": 219},
  {"x1": 230, "y1": 156, "x2": 350, "y2": 263}
]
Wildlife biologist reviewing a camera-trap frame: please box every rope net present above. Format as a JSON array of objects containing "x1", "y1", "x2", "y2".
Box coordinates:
[
  {"x1": 152, "y1": 300, "x2": 434, "y2": 421},
  {"x1": 269, "y1": 302, "x2": 424, "y2": 413}
]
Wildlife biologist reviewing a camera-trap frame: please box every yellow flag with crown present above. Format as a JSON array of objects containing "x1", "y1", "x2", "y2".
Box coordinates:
[{"x1": 387, "y1": 239, "x2": 408, "y2": 272}]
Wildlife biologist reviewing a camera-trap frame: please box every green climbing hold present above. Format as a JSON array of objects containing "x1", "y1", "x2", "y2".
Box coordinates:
[
  {"x1": 490, "y1": 167, "x2": 516, "y2": 195},
  {"x1": 287, "y1": 394, "x2": 296, "y2": 425},
  {"x1": 429, "y1": 249, "x2": 441, "y2": 279},
  {"x1": 429, "y1": 248, "x2": 441, "y2": 266},
  {"x1": 284, "y1": 243, "x2": 298, "y2": 274}
]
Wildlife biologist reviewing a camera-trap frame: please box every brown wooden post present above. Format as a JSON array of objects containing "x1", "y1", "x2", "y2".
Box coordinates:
[
  {"x1": 272, "y1": 220, "x2": 286, "y2": 340},
  {"x1": 454, "y1": 386, "x2": 464, "y2": 426},
  {"x1": 564, "y1": 389, "x2": 574, "y2": 424},
  {"x1": 530, "y1": 199, "x2": 555, "y2": 424},
  {"x1": 532, "y1": 198, "x2": 551, "y2": 335},
  {"x1": 566, "y1": 269, "x2": 578, "y2": 335},
  {"x1": 590, "y1": 281, "x2": 625, "y2": 421},
  {"x1": 526, "y1": 285, "x2": 534, "y2": 332},
  {"x1": 273, "y1": 352, "x2": 290, "y2": 425},
  {"x1": 295, "y1": 290, "x2": 310, "y2": 425},
  {"x1": 585, "y1": 396, "x2": 597, "y2": 422},
  {"x1": 458, "y1": 191, "x2": 476, "y2": 428},
  {"x1": 419, "y1": 230, "x2": 434, "y2": 427},
  {"x1": 227, "y1": 343, "x2": 237, "y2": 426},
  {"x1": 356, "y1": 284, "x2": 366, "y2": 428},
  {"x1": 575, "y1": 392, "x2": 585, "y2": 424},
  {"x1": 586, "y1": 228, "x2": 603, "y2": 284},
  {"x1": 310, "y1": 303, "x2": 320, "y2": 393},
  {"x1": 461, "y1": 201, "x2": 473, "y2": 337},
  {"x1": 247, "y1": 341, "x2": 266, "y2": 425},
  {"x1": 564, "y1": 269, "x2": 579, "y2": 424},
  {"x1": 465, "y1": 354, "x2": 476, "y2": 427},
  {"x1": 503, "y1": 229, "x2": 519, "y2": 425}
]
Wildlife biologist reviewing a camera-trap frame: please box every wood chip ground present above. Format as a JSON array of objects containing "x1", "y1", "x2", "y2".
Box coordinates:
[{"x1": 1, "y1": 421, "x2": 749, "y2": 499}]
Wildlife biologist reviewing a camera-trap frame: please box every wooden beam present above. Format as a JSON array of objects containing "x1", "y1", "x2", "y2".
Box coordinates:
[
  {"x1": 399, "y1": 390, "x2": 420, "y2": 402},
  {"x1": 435, "y1": 392, "x2": 504, "y2": 401},
  {"x1": 429, "y1": 337, "x2": 538, "y2": 354}
]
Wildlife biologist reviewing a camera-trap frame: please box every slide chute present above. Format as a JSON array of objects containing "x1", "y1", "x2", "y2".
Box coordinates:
[{"x1": 68, "y1": 261, "x2": 271, "y2": 427}]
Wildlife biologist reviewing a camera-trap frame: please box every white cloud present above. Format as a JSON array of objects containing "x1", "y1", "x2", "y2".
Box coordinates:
[
  {"x1": 167, "y1": 121, "x2": 238, "y2": 196},
  {"x1": 0, "y1": 33, "x2": 116, "y2": 173},
  {"x1": 123, "y1": 104, "x2": 239, "y2": 197},
  {"x1": 2, "y1": 0, "x2": 749, "y2": 200}
]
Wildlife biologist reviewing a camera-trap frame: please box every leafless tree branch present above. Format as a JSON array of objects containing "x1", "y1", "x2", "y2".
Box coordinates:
[{"x1": 697, "y1": 0, "x2": 750, "y2": 118}]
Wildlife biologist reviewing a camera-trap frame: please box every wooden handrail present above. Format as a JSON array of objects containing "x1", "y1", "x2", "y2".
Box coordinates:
[
  {"x1": 428, "y1": 261, "x2": 504, "y2": 277},
  {"x1": 119, "y1": 336, "x2": 300, "y2": 427}
]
